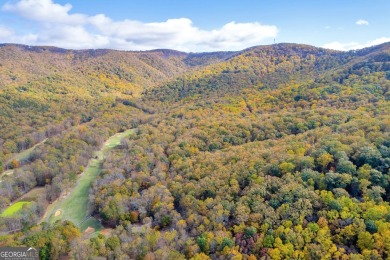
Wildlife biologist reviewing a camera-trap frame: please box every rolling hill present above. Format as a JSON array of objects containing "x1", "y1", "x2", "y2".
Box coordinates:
[{"x1": 0, "y1": 42, "x2": 389, "y2": 259}]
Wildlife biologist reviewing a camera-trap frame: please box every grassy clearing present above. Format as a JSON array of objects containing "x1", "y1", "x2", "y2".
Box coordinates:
[
  {"x1": 21, "y1": 187, "x2": 45, "y2": 201},
  {"x1": 9, "y1": 138, "x2": 47, "y2": 164},
  {"x1": 44, "y1": 129, "x2": 134, "y2": 232},
  {"x1": 0, "y1": 139, "x2": 47, "y2": 182},
  {"x1": 1, "y1": 201, "x2": 31, "y2": 217},
  {"x1": 47, "y1": 157, "x2": 101, "y2": 226},
  {"x1": 103, "y1": 129, "x2": 134, "y2": 150},
  {"x1": 0, "y1": 188, "x2": 43, "y2": 219}
]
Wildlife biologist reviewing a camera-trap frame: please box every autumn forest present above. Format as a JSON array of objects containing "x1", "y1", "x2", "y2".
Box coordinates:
[{"x1": 0, "y1": 42, "x2": 389, "y2": 259}]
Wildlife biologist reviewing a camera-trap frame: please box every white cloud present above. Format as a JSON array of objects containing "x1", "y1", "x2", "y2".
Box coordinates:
[
  {"x1": 323, "y1": 37, "x2": 390, "y2": 51},
  {"x1": 1, "y1": 0, "x2": 278, "y2": 51},
  {"x1": 356, "y1": 19, "x2": 369, "y2": 26},
  {"x1": 2, "y1": 0, "x2": 86, "y2": 24},
  {"x1": 0, "y1": 25, "x2": 13, "y2": 39},
  {"x1": 89, "y1": 15, "x2": 278, "y2": 51},
  {"x1": 35, "y1": 25, "x2": 109, "y2": 49},
  {"x1": 0, "y1": 24, "x2": 37, "y2": 44}
]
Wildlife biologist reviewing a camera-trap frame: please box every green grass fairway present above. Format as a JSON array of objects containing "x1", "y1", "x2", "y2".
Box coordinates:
[
  {"x1": 8, "y1": 138, "x2": 47, "y2": 164},
  {"x1": 0, "y1": 139, "x2": 47, "y2": 183},
  {"x1": 47, "y1": 156, "x2": 103, "y2": 229},
  {"x1": 1, "y1": 201, "x2": 31, "y2": 217},
  {"x1": 103, "y1": 129, "x2": 134, "y2": 150},
  {"x1": 44, "y1": 129, "x2": 134, "y2": 232}
]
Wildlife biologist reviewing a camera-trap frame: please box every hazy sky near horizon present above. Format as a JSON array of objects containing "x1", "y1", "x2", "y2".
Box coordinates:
[{"x1": 0, "y1": 0, "x2": 389, "y2": 52}]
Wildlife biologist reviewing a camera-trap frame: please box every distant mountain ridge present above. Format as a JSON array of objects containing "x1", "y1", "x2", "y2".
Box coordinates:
[
  {"x1": 1, "y1": 41, "x2": 389, "y2": 101},
  {"x1": 145, "y1": 42, "x2": 390, "y2": 101},
  {"x1": 0, "y1": 41, "x2": 389, "y2": 159},
  {"x1": 1, "y1": 41, "x2": 390, "y2": 259}
]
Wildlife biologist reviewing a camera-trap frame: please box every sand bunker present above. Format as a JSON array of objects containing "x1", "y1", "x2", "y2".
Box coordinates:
[
  {"x1": 54, "y1": 210, "x2": 61, "y2": 217},
  {"x1": 84, "y1": 226, "x2": 95, "y2": 234},
  {"x1": 100, "y1": 229, "x2": 112, "y2": 236}
]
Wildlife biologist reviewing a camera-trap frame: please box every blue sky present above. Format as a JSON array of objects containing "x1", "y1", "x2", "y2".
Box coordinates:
[{"x1": 0, "y1": 0, "x2": 389, "y2": 51}]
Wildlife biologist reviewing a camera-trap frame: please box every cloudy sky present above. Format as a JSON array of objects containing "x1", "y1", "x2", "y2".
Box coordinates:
[{"x1": 0, "y1": 0, "x2": 389, "y2": 52}]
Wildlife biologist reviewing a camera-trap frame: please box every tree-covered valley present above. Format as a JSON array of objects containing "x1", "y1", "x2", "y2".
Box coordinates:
[{"x1": 0, "y1": 42, "x2": 389, "y2": 259}]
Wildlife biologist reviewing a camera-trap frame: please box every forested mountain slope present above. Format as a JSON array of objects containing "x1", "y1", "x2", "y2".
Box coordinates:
[
  {"x1": 0, "y1": 44, "x2": 233, "y2": 165},
  {"x1": 147, "y1": 43, "x2": 390, "y2": 103},
  {"x1": 0, "y1": 42, "x2": 389, "y2": 259}
]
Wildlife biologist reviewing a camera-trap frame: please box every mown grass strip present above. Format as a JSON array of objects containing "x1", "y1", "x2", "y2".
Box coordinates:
[
  {"x1": 45, "y1": 129, "x2": 134, "y2": 232},
  {"x1": 1, "y1": 201, "x2": 31, "y2": 217}
]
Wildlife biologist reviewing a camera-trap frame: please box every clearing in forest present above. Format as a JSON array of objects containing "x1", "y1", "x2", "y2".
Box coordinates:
[
  {"x1": 1, "y1": 201, "x2": 31, "y2": 217},
  {"x1": 0, "y1": 139, "x2": 47, "y2": 182},
  {"x1": 44, "y1": 129, "x2": 134, "y2": 232},
  {"x1": 7, "y1": 138, "x2": 48, "y2": 166}
]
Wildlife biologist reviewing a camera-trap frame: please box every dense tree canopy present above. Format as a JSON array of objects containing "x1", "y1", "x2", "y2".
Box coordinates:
[{"x1": 0, "y1": 42, "x2": 389, "y2": 259}]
